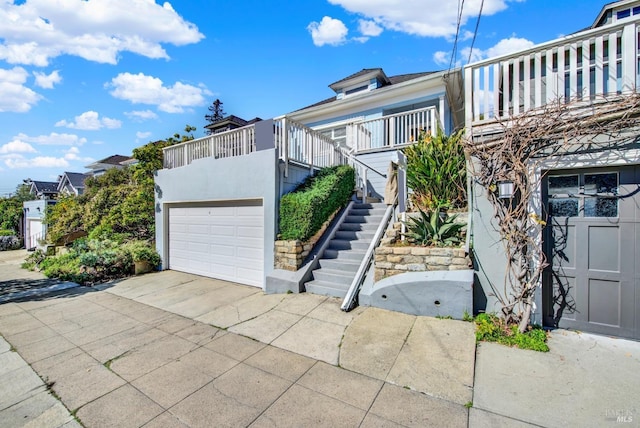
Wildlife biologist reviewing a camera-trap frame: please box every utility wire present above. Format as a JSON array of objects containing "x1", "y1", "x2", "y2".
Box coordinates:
[
  {"x1": 448, "y1": 0, "x2": 466, "y2": 74},
  {"x1": 467, "y1": 0, "x2": 485, "y2": 64}
]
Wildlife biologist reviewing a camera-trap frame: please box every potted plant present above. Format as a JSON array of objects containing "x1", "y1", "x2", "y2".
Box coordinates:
[{"x1": 128, "y1": 241, "x2": 161, "y2": 275}]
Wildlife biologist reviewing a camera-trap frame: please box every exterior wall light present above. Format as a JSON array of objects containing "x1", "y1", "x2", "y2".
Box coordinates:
[{"x1": 497, "y1": 180, "x2": 515, "y2": 199}]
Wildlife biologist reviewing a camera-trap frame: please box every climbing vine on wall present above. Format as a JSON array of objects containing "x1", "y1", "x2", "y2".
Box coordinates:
[{"x1": 464, "y1": 93, "x2": 640, "y2": 332}]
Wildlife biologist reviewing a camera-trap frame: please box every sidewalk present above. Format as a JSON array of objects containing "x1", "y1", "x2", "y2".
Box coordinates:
[
  {"x1": 1, "y1": 249, "x2": 638, "y2": 427},
  {"x1": 0, "y1": 251, "x2": 475, "y2": 427}
]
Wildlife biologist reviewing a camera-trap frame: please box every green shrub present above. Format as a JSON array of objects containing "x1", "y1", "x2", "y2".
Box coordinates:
[
  {"x1": 22, "y1": 250, "x2": 46, "y2": 270},
  {"x1": 404, "y1": 129, "x2": 467, "y2": 211},
  {"x1": 279, "y1": 165, "x2": 355, "y2": 241},
  {"x1": 404, "y1": 206, "x2": 465, "y2": 247},
  {"x1": 40, "y1": 252, "x2": 81, "y2": 282},
  {"x1": 0, "y1": 229, "x2": 15, "y2": 236},
  {"x1": 125, "y1": 241, "x2": 161, "y2": 266},
  {"x1": 474, "y1": 313, "x2": 549, "y2": 352}
]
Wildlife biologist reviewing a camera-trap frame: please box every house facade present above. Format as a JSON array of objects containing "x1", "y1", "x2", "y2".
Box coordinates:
[
  {"x1": 57, "y1": 172, "x2": 89, "y2": 196},
  {"x1": 154, "y1": 67, "x2": 463, "y2": 290},
  {"x1": 465, "y1": 0, "x2": 640, "y2": 340}
]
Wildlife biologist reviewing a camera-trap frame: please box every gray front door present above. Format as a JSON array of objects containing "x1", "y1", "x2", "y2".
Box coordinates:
[{"x1": 543, "y1": 165, "x2": 639, "y2": 340}]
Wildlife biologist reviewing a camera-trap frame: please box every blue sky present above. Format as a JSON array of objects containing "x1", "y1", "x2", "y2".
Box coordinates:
[{"x1": 0, "y1": 0, "x2": 610, "y2": 195}]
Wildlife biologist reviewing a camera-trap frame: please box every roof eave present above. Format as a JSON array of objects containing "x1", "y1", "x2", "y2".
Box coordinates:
[{"x1": 290, "y1": 68, "x2": 458, "y2": 120}]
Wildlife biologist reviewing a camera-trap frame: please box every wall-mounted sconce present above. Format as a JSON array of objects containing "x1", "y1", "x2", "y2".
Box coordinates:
[{"x1": 497, "y1": 180, "x2": 515, "y2": 199}]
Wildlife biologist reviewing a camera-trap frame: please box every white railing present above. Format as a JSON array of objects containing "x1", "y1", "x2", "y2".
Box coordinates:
[
  {"x1": 163, "y1": 125, "x2": 256, "y2": 169},
  {"x1": 275, "y1": 117, "x2": 347, "y2": 170},
  {"x1": 351, "y1": 106, "x2": 439, "y2": 152},
  {"x1": 27, "y1": 231, "x2": 43, "y2": 250},
  {"x1": 465, "y1": 20, "x2": 639, "y2": 125}
]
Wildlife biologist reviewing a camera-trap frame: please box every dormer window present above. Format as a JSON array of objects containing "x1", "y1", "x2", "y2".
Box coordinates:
[
  {"x1": 617, "y1": 8, "x2": 631, "y2": 19},
  {"x1": 329, "y1": 68, "x2": 391, "y2": 100},
  {"x1": 345, "y1": 85, "x2": 369, "y2": 96}
]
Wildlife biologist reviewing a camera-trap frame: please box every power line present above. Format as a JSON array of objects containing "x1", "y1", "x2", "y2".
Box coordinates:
[
  {"x1": 467, "y1": 0, "x2": 485, "y2": 64},
  {"x1": 448, "y1": 0, "x2": 466, "y2": 74}
]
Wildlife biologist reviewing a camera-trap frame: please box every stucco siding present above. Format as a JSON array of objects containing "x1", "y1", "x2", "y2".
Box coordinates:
[{"x1": 155, "y1": 149, "x2": 279, "y2": 282}]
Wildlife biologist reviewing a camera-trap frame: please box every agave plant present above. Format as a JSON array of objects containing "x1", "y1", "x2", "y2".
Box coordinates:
[{"x1": 404, "y1": 207, "x2": 466, "y2": 247}]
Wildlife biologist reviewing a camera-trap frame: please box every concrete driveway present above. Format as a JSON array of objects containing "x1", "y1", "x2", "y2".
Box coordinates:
[{"x1": 1, "y1": 249, "x2": 638, "y2": 427}]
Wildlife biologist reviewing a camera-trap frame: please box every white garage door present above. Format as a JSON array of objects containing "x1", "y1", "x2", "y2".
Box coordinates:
[{"x1": 168, "y1": 202, "x2": 264, "y2": 287}]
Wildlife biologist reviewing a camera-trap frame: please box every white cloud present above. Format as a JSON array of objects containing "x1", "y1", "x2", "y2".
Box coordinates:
[
  {"x1": 5, "y1": 155, "x2": 69, "y2": 169},
  {"x1": 125, "y1": 109, "x2": 159, "y2": 121},
  {"x1": 33, "y1": 70, "x2": 62, "y2": 89},
  {"x1": 307, "y1": 16, "x2": 349, "y2": 47},
  {"x1": 55, "y1": 111, "x2": 122, "y2": 130},
  {"x1": 433, "y1": 51, "x2": 450, "y2": 66},
  {"x1": 328, "y1": 0, "x2": 520, "y2": 38},
  {"x1": 461, "y1": 36, "x2": 535, "y2": 64},
  {"x1": 14, "y1": 132, "x2": 87, "y2": 146},
  {"x1": 0, "y1": 140, "x2": 37, "y2": 154},
  {"x1": 435, "y1": 36, "x2": 534, "y2": 67},
  {"x1": 63, "y1": 146, "x2": 93, "y2": 162},
  {"x1": 107, "y1": 72, "x2": 210, "y2": 113},
  {"x1": 0, "y1": 67, "x2": 41, "y2": 112},
  {"x1": 358, "y1": 19, "x2": 383, "y2": 37},
  {"x1": 136, "y1": 131, "x2": 152, "y2": 139},
  {"x1": 0, "y1": 0, "x2": 204, "y2": 67}
]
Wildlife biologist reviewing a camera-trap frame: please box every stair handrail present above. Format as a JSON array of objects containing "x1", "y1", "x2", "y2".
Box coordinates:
[
  {"x1": 340, "y1": 195, "x2": 397, "y2": 311},
  {"x1": 339, "y1": 147, "x2": 386, "y2": 178}
]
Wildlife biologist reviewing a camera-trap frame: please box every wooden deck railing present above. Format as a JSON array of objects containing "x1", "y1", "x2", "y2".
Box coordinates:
[
  {"x1": 274, "y1": 117, "x2": 347, "y2": 169},
  {"x1": 163, "y1": 126, "x2": 256, "y2": 169},
  {"x1": 465, "y1": 19, "x2": 640, "y2": 126},
  {"x1": 352, "y1": 106, "x2": 440, "y2": 152},
  {"x1": 162, "y1": 108, "x2": 435, "y2": 169}
]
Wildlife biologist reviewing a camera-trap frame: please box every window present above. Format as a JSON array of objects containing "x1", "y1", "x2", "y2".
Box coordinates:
[
  {"x1": 617, "y1": 8, "x2": 631, "y2": 19},
  {"x1": 548, "y1": 172, "x2": 618, "y2": 218},
  {"x1": 345, "y1": 85, "x2": 368, "y2": 96},
  {"x1": 320, "y1": 126, "x2": 347, "y2": 147}
]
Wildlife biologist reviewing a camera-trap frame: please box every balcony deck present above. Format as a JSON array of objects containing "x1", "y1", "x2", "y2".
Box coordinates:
[
  {"x1": 465, "y1": 18, "x2": 640, "y2": 135},
  {"x1": 162, "y1": 107, "x2": 440, "y2": 170}
]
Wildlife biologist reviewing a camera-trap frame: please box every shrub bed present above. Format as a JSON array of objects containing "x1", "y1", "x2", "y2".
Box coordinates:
[
  {"x1": 0, "y1": 235, "x2": 22, "y2": 251},
  {"x1": 22, "y1": 238, "x2": 160, "y2": 285},
  {"x1": 279, "y1": 165, "x2": 355, "y2": 241}
]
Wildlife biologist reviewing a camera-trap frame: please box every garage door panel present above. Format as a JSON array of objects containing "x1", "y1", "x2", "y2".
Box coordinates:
[
  {"x1": 168, "y1": 202, "x2": 264, "y2": 288},
  {"x1": 237, "y1": 226, "x2": 262, "y2": 238},
  {"x1": 588, "y1": 226, "x2": 620, "y2": 272},
  {"x1": 211, "y1": 226, "x2": 235, "y2": 236},
  {"x1": 588, "y1": 279, "x2": 621, "y2": 326}
]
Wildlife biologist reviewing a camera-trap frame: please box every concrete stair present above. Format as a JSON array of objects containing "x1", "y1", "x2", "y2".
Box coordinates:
[{"x1": 305, "y1": 202, "x2": 387, "y2": 298}]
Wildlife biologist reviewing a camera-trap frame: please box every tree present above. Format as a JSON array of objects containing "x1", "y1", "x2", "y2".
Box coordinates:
[
  {"x1": 204, "y1": 99, "x2": 225, "y2": 135},
  {"x1": 46, "y1": 125, "x2": 196, "y2": 242},
  {"x1": 0, "y1": 184, "x2": 34, "y2": 233}
]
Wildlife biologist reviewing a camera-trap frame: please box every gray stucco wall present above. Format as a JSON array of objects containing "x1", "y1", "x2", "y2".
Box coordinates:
[
  {"x1": 280, "y1": 163, "x2": 313, "y2": 196},
  {"x1": 154, "y1": 149, "x2": 279, "y2": 285},
  {"x1": 470, "y1": 181, "x2": 543, "y2": 325}
]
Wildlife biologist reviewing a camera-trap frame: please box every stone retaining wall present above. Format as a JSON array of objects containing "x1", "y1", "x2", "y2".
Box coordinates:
[
  {"x1": 274, "y1": 209, "x2": 339, "y2": 272},
  {"x1": 374, "y1": 219, "x2": 471, "y2": 281}
]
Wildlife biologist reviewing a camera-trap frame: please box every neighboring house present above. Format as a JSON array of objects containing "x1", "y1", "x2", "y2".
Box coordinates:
[
  {"x1": 57, "y1": 172, "x2": 89, "y2": 196},
  {"x1": 155, "y1": 67, "x2": 463, "y2": 290},
  {"x1": 465, "y1": 0, "x2": 640, "y2": 340},
  {"x1": 25, "y1": 180, "x2": 58, "y2": 200},
  {"x1": 85, "y1": 154, "x2": 133, "y2": 176},
  {"x1": 23, "y1": 199, "x2": 56, "y2": 250},
  {"x1": 205, "y1": 115, "x2": 262, "y2": 135}
]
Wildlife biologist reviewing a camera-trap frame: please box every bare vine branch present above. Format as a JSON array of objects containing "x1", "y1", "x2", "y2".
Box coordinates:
[{"x1": 465, "y1": 92, "x2": 640, "y2": 332}]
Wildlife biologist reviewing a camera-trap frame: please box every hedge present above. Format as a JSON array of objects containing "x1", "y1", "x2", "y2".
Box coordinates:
[{"x1": 279, "y1": 165, "x2": 355, "y2": 241}]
